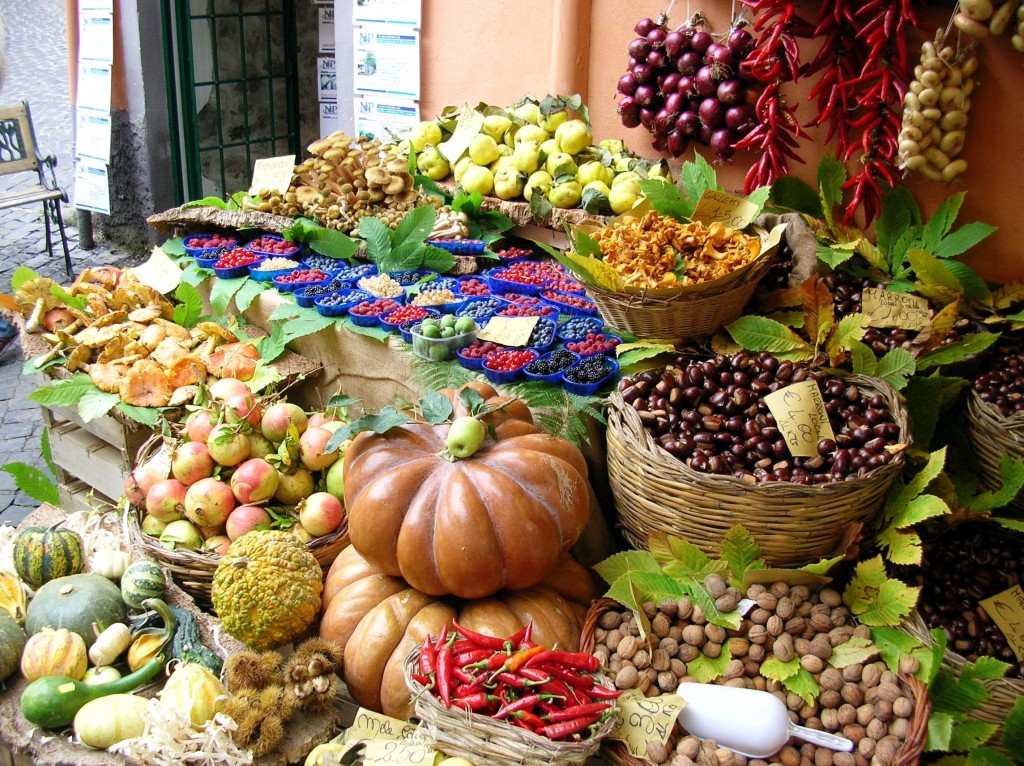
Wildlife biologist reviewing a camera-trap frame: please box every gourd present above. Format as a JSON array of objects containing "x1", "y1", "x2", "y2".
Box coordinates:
[
  {"x1": 73, "y1": 693, "x2": 149, "y2": 748},
  {"x1": 160, "y1": 662, "x2": 227, "y2": 726},
  {"x1": 0, "y1": 610, "x2": 25, "y2": 682},
  {"x1": 13, "y1": 521, "x2": 85, "y2": 588},
  {"x1": 319, "y1": 545, "x2": 596, "y2": 719},
  {"x1": 25, "y1": 573, "x2": 126, "y2": 648},
  {"x1": 130, "y1": 603, "x2": 224, "y2": 675},
  {"x1": 0, "y1": 571, "x2": 28, "y2": 624},
  {"x1": 89, "y1": 549, "x2": 131, "y2": 580},
  {"x1": 82, "y1": 666, "x2": 121, "y2": 685},
  {"x1": 211, "y1": 531, "x2": 323, "y2": 650},
  {"x1": 88, "y1": 622, "x2": 131, "y2": 667},
  {"x1": 20, "y1": 597, "x2": 176, "y2": 729},
  {"x1": 344, "y1": 382, "x2": 593, "y2": 598},
  {"x1": 120, "y1": 559, "x2": 166, "y2": 609},
  {"x1": 21, "y1": 627, "x2": 88, "y2": 681}
]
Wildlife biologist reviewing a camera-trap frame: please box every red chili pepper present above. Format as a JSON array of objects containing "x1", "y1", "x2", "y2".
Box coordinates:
[
  {"x1": 411, "y1": 673, "x2": 432, "y2": 687},
  {"x1": 586, "y1": 684, "x2": 624, "y2": 700},
  {"x1": 450, "y1": 693, "x2": 499, "y2": 712},
  {"x1": 538, "y1": 712, "x2": 605, "y2": 741},
  {"x1": 452, "y1": 620, "x2": 507, "y2": 651},
  {"x1": 437, "y1": 643, "x2": 453, "y2": 708},
  {"x1": 452, "y1": 667, "x2": 479, "y2": 686},
  {"x1": 517, "y1": 667, "x2": 552, "y2": 684},
  {"x1": 537, "y1": 664, "x2": 596, "y2": 688},
  {"x1": 524, "y1": 650, "x2": 599, "y2": 673},
  {"x1": 513, "y1": 710, "x2": 546, "y2": 730},
  {"x1": 544, "y1": 703, "x2": 611, "y2": 722},
  {"x1": 454, "y1": 649, "x2": 492, "y2": 668},
  {"x1": 450, "y1": 639, "x2": 479, "y2": 654},
  {"x1": 493, "y1": 693, "x2": 562, "y2": 719},
  {"x1": 433, "y1": 625, "x2": 448, "y2": 654},
  {"x1": 419, "y1": 635, "x2": 436, "y2": 677},
  {"x1": 507, "y1": 645, "x2": 546, "y2": 671},
  {"x1": 506, "y1": 622, "x2": 531, "y2": 649},
  {"x1": 494, "y1": 671, "x2": 530, "y2": 689}
]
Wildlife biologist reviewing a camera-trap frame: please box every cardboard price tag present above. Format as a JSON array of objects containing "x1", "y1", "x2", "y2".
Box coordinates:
[
  {"x1": 438, "y1": 105, "x2": 485, "y2": 165},
  {"x1": 476, "y1": 315, "x2": 538, "y2": 347},
  {"x1": 361, "y1": 739, "x2": 437, "y2": 766},
  {"x1": 980, "y1": 585, "x2": 1024, "y2": 661},
  {"x1": 130, "y1": 246, "x2": 182, "y2": 295},
  {"x1": 610, "y1": 690, "x2": 686, "y2": 759},
  {"x1": 764, "y1": 380, "x2": 836, "y2": 458},
  {"x1": 861, "y1": 288, "x2": 931, "y2": 332},
  {"x1": 249, "y1": 154, "x2": 296, "y2": 195},
  {"x1": 347, "y1": 708, "x2": 418, "y2": 743},
  {"x1": 691, "y1": 189, "x2": 760, "y2": 230}
]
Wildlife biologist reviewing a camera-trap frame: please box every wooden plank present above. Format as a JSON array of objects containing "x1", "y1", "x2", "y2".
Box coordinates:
[
  {"x1": 41, "y1": 402, "x2": 151, "y2": 456},
  {"x1": 47, "y1": 421, "x2": 130, "y2": 502},
  {"x1": 57, "y1": 480, "x2": 116, "y2": 515}
]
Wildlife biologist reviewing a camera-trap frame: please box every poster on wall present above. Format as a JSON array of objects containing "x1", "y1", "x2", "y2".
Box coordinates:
[
  {"x1": 318, "y1": 56, "x2": 337, "y2": 102},
  {"x1": 79, "y1": 10, "x2": 114, "y2": 62},
  {"x1": 77, "y1": 63, "x2": 112, "y2": 112},
  {"x1": 320, "y1": 100, "x2": 340, "y2": 137},
  {"x1": 353, "y1": 24, "x2": 420, "y2": 99},
  {"x1": 353, "y1": 96, "x2": 419, "y2": 141},
  {"x1": 75, "y1": 109, "x2": 111, "y2": 163},
  {"x1": 74, "y1": 159, "x2": 111, "y2": 215},
  {"x1": 319, "y1": 6, "x2": 336, "y2": 53},
  {"x1": 353, "y1": 0, "x2": 421, "y2": 27}
]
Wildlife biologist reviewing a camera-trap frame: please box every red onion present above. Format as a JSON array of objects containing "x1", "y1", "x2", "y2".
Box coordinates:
[
  {"x1": 716, "y1": 79, "x2": 744, "y2": 106},
  {"x1": 662, "y1": 72, "x2": 681, "y2": 95},
  {"x1": 690, "y1": 30, "x2": 713, "y2": 55},
  {"x1": 632, "y1": 63, "x2": 655, "y2": 84},
  {"x1": 664, "y1": 92, "x2": 685, "y2": 117},
  {"x1": 664, "y1": 30, "x2": 688, "y2": 59},
  {"x1": 647, "y1": 27, "x2": 668, "y2": 48},
  {"x1": 710, "y1": 128, "x2": 736, "y2": 159},
  {"x1": 654, "y1": 109, "x2": 676, "y2": 135},
  {"x1": 676, "y1": 110, "x2": 701, "y2": 136},
  {"x1": 724, "y1": 104, "x2": 755, "y2": 132},
  {"x1": 694, "y1": 66, "x2": 718, "y2": 98},
  {"x1": 628, "y1": 38, "x2": 651, "y2": 60},
  {"x1": 620, "y1": 106, "x2": 642, "y2": 129},
  {"x1": 647, "y1": 49, "x2": 668, "y2": 70},
  {"x1": 634, "y1": 17, "x2": 658, "y2": 36},
  {"x1": 618, "y1": 73, "x2": 638, "y2": 96},
  {"x1": 698, "y1": 97, "x2": 725, "y2": 128},
  {"x1": 618, "y1": 95, "x2": 640, "y2": 118},
  {"x1": 677, "y1": 75, "x2": 695, "y2": 96},
  {"x1": 656, "y1": 74, "x2": 667, "y2": 91},
  {"x1": 651, "y1": 133, "x2": 668, "y2": 152},
  {"x1": 639, "y1": 107, "x2": 657, "y2": 128},
  {"x1": 699, "y1": 123, "x2": 714, "y2": 143},
  {"x1": 705, "y1": 43, "x2": 736, "y2": 71},
  {"x1": 634, "y1": 84, "x2": 657, "y2": 107},
  {"x1": 677, "y1": 51, "x2": 701, "y2": 75},
  {"x1": 728, "y1": 27, "x2": 754, "y2": 57},
  {"x1": 667, "y1": 130, "x2": 689, "y2": 157}
]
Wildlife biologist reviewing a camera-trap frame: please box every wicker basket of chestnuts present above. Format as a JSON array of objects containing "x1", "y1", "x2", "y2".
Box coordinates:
[
  {"x1": 966, "y1": 348, "x2": 1024, "y2": 513},
  {"x1": 608, "y1": 353, "x2": 910, "y2": 567},
  {"x1": 581, "y1": 580, "x2": 930, "y2": 766}
]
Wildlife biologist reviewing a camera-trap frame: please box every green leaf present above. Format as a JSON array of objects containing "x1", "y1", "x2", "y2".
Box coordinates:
[
  {"x1": 832, "y1": 313, "x2": 868, "y2": 349},
  {"x1": 816, "y1": 242, "x2": 857, "y2": 270},
  {"x1": 325, "y1": 406, "x2": 411, "y2": 452},
  {"x1": 308, "y1": 228, "x2": 359, "y2": 260},
  {"x1": 1, "y1": 463, "x2": 59, "y2": 506},
  {"x1": 944, "y1": 260, "x2": 992, "y2": 304},
  {"x1": 966, "y1": 748, "x2": 1017, "y2": 766},
  {"x1": 208, "y1": 277, "x2": 244, "y2": 317},
  {"x1": 843, "y1": 556, "x2": 920, "y2": 627},
  {"x1": 256, "y1": 321, "x2": 288, "y2": 362},
  {"x1": 992, "y1": 516, "x2": 1024, "y2": 533},
  {"x1": 392, "y1": 205, "x2": 437, "y2": 251},
  {"x1": 800, "y1": 276, "x2": 834, "y2": 347},
  {"x1": 581, "y1": 185, "x2": 611, "y2": 215},
  {"x1": 935, "y1": 221, "x2": 998, "y2": 259},
  {"x1": 50, "y1": 285, "x2": 87, "y2": 311},
  {"x1": 28, "y1": 376, "x2": 96, "y2": 407},
  {"x1": 967, "y1": 454, "x2": 1024, "y2": 512},
  {"x1": 680, "y1": 157, "x2": 717, "y2": 208},
  {"x1": 40, "y1": 428, "x2": 56, "y2": 479},
  {"x1": 619, "y1": 571, "x2": 690, "y2": 607},
  {"x1": 950, "y1": 719, "x2": 1000, "y2": 751},
  {"x1": 903, "y1": 375, "x2": 969, "y2": 449},
  {"x1": 877, "y1": 186, "x2": 917, "y2": 262},
  {"x1": 875, "y1": 347, "x2": 916, "y2": 390},
  {"x1": 530, "y1": 190, "x2": 554, "y2": 221},
  {"x1": 234, "y1": 278, "x2": 265, "y2": 313},
  {"x1": 594, "y1": 550, "x2": 661, "y2": 586},
  {"x1": 800, "y1": 555, "x2": 843, "y2": 576},
  {"x1": 719, "y1": 525, "x2": 765, "y2": 589},
  {"x1": 1002, "y1": 696, "x2": 1024, "y2": 760},
  {"x1": 761, "y1": 656, "x2": 801, "y2": 683},
  {"x1": 639, "y1": 179, "x2": 693, "y2": 221},
  {"x1": 686, "y1": 651, "x2": 732, "y2": 683},
  {"x1": 11, "y1": 266, "x2": 41, "y2": 292},
  {"x1": 180, "y1": 263, "x2": 210, "y2": 287},
  {"x1": 922, "y1": 192, "x2": 965, "y2": 251},
  {"x1": 420, "y1": 245, "x2": 456, "y2": 275},
  {"x1": 116, "y1": 402, "x2": 163, "y2": 426},
  {"x1": 173, "y1": 281, "x2": 204, "y2": 328},
  {"x1": 769, "y1": 177, "x2": 823, "y2": 217},
  {"x1": 246, "y1": 361, "x2": 282, "y2": 393},
  {"x1": 685, "y1": 580, "x2": 742, "y2": 630},
  {"x1": 161, "y1": 237, "x2": 186, "y2": 256},
  {"x1": 268, "y1": 302, "x2": 304, "y2": 322},
  {"x1": 891, "y1": 447, "x2": 947, "y2": 516},
  {"x1": 827, "y1": 636, "x2": 878, "y2": 668},
  {"x1": 870, "y1": 627, "x2": 934, "y2": 681},
  {"x1": 726, "y1": 316, "x2": 815, "y2": 359},
  {"x1": 360, "y1": 216, "x2": 393, "y2": 265},
  {"x1": 573, "y1": 229, "x2": 603, "y2": 259},
  {"x1": 928, "y1": 712, "x2": 956, "y2": 752},
  {"x1": 420, "y1": 391, "x2": 454, "y2": 424},
  {"x1": 783, "y1": 668, "x2": 821, "y2": 708},
  {"x1": 910, "y1": 249, "x2": 964, "y2": 294},
  {"x1": 78, "y1": 389, "x2": 119, "y2": 422},
  {"x1": 931, "y1": 670, "x2": 994, "y2": 717},
  {"x1": 647, "y1": 533, "x2": 724, "y2": 579},
  {"x1": 817, "y1": 151, "x2": 846, "y2": 227},
  {"x1": 743, "y1": 185, "x2": 772, "y2": 220},
  {"x1": 963, "y1": 656, "x2": 1013, "y2": 683},
  {"x1": 916, "y1": 333, "x2": 1000, "y2": 371},
  {"x1": 182, "y1": 195, "x2": 228, "y2": 210},
  {"x1": 281, "y1": 314, "x2": 336, "y2": 346},
  {"x1": 877, "y1": 526, "x2": 924, "y2": 566},
  {"x1": 341, "y1": 316, "x2": 391, "y2": 341},
  {"x1": 616, "y1": 343, "x2": 675, "y2": 369},
  {"x1": 849, "y1": 340, "x2": 879, "y2": 376}
]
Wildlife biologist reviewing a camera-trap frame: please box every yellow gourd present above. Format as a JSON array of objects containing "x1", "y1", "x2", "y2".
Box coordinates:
[
  {"x1": 127, "y1": 631, "x2": 165, "y2": 671},
  {"x1": 159, "y1": 662, "x2": 227, "y2": 727},
  {"x1": 73, "y1": 693, "x2": 148, "y2": 748},
  {"x1": 21, "y1": 627, "x2": 87, "y2": 681}
]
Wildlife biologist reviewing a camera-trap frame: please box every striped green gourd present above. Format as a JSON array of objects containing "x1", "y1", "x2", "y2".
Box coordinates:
[
  {"x1": 120, "y1": 560, "x2": 166, "y2": 610},
  {"x1": 13, "y1": 522, "x2": 84, "y2": 589}
]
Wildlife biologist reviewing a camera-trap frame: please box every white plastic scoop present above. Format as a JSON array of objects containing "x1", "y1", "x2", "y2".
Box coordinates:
[{"x1": 676, "y1": 682, "x2": 855, "y2": 758}]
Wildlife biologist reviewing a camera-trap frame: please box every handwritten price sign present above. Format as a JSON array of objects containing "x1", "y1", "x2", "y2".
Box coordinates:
[
  {"x1": 861, "y1": 288, "x2": 931, "y2": 332},
  {"x1": 980, "y1": 585, "x2": 1024, "y2": 661},
  {"x1": 249, "y1": 155, "x2": 296, "y2": 195},
  {"x1": 610, "y1": 689, "x2": 686, "y2": 759},
  {"x1": 691, "y1": 189, "x2": 760, "y2": 230},
  {"x1": 477, "y1": 316, "x2": 538, "y2": 347},
  {"x1": 764, "y1": 380, "x2": 836, "y2": 458},
  {"x1": 362, "y1": 739, "x2": 436, "y2": 765}
]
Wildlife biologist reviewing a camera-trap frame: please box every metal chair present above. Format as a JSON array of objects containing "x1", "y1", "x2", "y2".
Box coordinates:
[{"x1": 0, "y1": 101, "x2": 73, "y2": 278}]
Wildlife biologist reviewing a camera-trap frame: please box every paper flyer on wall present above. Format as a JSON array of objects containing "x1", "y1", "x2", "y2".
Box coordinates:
[
  {"x1": 353, "y1": 0, "x2": 422, "y2": 26},
  {"x1": 353, "y1": 24, "x2": 420, "y2": 99},
  {"x1": 353, "y1": 96, "x2": 418, "y2": 141},
  {"x1": 75, "y1": 108, "x2": 111, "y2": 163},
  {"x1": 320, "y1": 100, "x2": 340, "y2": 137},
  {"x1": 74, "y1": 159, "x2": 111, "y2": 215},
  {"x1": 79, "y1": 9, "x2": 114, "y2": 63},
  {"x1": 77, "y1": 62, "x2": 112, "y2": 112},
  {"x1": 318, "y1": 6, "x2": 336, "y2": 53},
  {"x1": 318, "y1": 56, "x2": 337, "y2": 102}
]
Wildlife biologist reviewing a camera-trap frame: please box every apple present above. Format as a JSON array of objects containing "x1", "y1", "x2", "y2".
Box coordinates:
[
  {"x1": 468, "y1": 134, "x2": 500, "y2": 166},
  {"x1": 460, "y1": 165, "x2": 494, "y2": 196},
  {"x1": 160, "y1": 519, "x2": 203, "y2": 551},
  {"x1": 488, "y1": 155, "x2": 515, "y2": 175},
  {"x1": 446, "y1": 416, "x2": 486, "y2": 459},
  {"x1": 493, "y1": 166, "x2": 525, "y2": 200},
  {"x1": 43, "y1": 308, "x2": 76, "y2": 331},
  {"x1": 325, "y1": 459, "x2": 345, "y2": 501},
  {"x1": 548, "y1": 179, "x2": 583, "y2": 209},
  {"x1": 416, "y1": 146, "x2": 450, "y2": 181},
  {"x1": 140, "y1": 515, "x2": 168, "y2": 536},
  {"x1": 409, "y1": 120, "x2": 442, "y2": 152},
  {"x1": 205, "y1": 536, "x2": 232, "y2": 556},
  {"x1": 452, "y1": 156, "x2": 474, "y2": 183},
  {"x1": 298, "y1": 492, "x2": 345, "y2": 537},
  {"x1": 523, "y1": 170, "x2": 552, "y2": 202},
  {"x1": 554, "y1": 118, "x2": 593, "y2": 156},
  {"x1": 539, "y1": 137, "x2": 560, "y2": 160},
  {"x1": 435, "y1": 759, "x2": 475, "y2": 766}
]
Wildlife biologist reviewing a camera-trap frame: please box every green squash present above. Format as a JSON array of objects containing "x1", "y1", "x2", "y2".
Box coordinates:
[
  {"x1": 26, "y1": 574, "x2": 126, "y2": 648},
  {"x1": 120, "y1": 559, "x2": 166, "y2": 610},
  {"x1": 14, "y1": 521, "x2": 84, "y2": 589},
  {"x1": 0, "y1": 610, "x2": 26, "y2": 682}
]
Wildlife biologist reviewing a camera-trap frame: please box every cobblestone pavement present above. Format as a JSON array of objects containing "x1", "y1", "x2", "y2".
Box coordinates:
[{"x1": 0, "y1": 0, "x2": 141, "y2": 524}]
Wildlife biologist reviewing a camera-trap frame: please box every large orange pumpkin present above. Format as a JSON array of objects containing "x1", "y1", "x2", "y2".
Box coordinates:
[
  {"x1": 319, "y1": 545, "x2": 597, "y2": 720},
  {"x1": 343, "y1": 382, "x2": 593, "y2": 598}
]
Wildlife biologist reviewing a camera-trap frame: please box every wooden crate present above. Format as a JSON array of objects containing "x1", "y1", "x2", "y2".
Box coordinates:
[
  {"x1": 45, "y1": 418, "x2": 131, "y2": 503},
  {"x1": 56, "y1": 479, "x2": 116, "y2": 515}
]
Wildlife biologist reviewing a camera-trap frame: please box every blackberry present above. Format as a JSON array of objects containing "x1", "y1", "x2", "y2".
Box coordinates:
[
  {"x1": 389, "y1": 270, "x2": 427, "y2": 285},
  {"x1": 563, "y1": 356, "x2": 613, "y2": 384},
  {"x1": 526, "y1": 349, "x2": 576, "y2": 375},
  {"x1": 300, "y1": 279, "x2": 350, "y2": 297}
]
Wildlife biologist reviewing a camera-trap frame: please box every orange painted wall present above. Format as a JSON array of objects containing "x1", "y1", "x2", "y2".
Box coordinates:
[{"x1": 419, "y1": 1, "x2": 1024, "y2": 283}]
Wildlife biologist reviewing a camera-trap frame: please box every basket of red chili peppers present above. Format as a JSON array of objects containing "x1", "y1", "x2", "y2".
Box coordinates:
[{"x1": 404, "y1": 621, "x2": 620, "y2": 766}]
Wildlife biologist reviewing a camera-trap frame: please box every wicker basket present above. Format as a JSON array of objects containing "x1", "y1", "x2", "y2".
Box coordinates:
[
  {"x1": 607, "y1": 375, "x2": 910, "y2": 567},
  {"x1": 966, "y1": 388, "x2": 1024, "y2": 513},
  {"x1": 583, "y1": 250, "x2": 772, "y2": 342},
  {"x1": 123, "y1": 435, "x2": 349, "y2": 606},
  {"x1": 581, "y1": 599, "x2": 929, "y2": 766},
  {"x1": 404, "y1": 646, "x2": 616, "y2": 766}
]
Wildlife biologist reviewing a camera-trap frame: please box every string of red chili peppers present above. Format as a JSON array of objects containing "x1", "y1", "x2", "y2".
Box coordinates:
[
  {"x1": 734, "y1": 0, "x2": 813, "y2": 195},
  {"x1": 411, "y1": 621, "x2": 620, "y2": 742}
]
